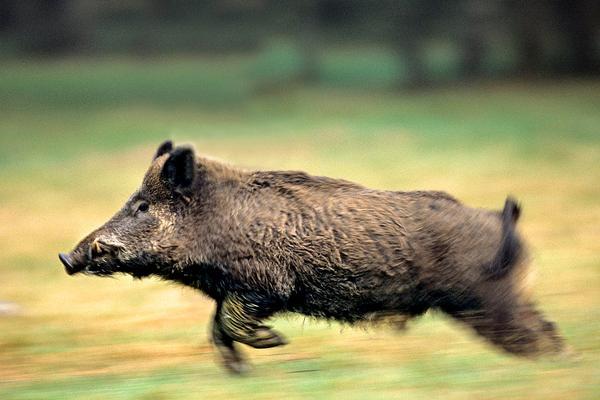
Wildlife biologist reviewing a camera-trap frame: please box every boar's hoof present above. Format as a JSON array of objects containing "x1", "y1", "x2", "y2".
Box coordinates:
[
  {"x1": 215, "y1": 345, "x2": 251, "y2": 375},
  {"x1": 244, "y1": 327, "x2": 288, "y2": 349},
  {"x1": 223, "y1": 358, "x2": 251, "y2": 375}
]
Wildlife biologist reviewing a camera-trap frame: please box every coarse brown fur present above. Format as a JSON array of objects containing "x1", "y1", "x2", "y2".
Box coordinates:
[{"x1": 59, "y1": 141, "x2": 565, "y2": 373}]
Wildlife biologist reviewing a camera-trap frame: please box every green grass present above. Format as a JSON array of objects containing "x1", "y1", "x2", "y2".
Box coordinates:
[{"x1": 0, "y1": 58, "x2": 599, "y2": 399}]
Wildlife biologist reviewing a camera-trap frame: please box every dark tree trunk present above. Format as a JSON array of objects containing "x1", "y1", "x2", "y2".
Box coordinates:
[
  {"x1": 392, "y1": 2, "x2": 428, "y2": 88},
  {"x1": 512, "y1": 0, "x2": 545, "y2": 76},
  {"x1": 461, "y1": 0, "x2": 489, "y2": 79},
  {"x1": 556, "y1": 0, "x2": 599, "y2": 75}
]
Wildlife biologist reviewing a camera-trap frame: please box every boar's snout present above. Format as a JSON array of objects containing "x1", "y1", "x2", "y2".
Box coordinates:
[
  {"x1": 58, "y1": 237, "x2": 100, "y2": 275},
  {"x1": 59, "y1": 236, "x2": 123, "y2": 276},
  {"x1": 58, "y1": 252, "x2": 81, "y2": 275}
]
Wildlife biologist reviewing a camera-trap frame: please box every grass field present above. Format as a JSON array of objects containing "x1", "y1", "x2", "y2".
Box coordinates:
[{"x1": 0, "y1": 59, "x2": 599, "y2": 399}]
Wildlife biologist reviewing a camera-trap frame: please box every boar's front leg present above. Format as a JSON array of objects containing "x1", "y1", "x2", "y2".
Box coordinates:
[
  {"x1": 211, "y1": 294, "x2": 287, "y2": 373},
  {"x1": 211, "y1": 309, "x2": 249, "y2": 374},
  {"x1": 218, "y1": 294, "x2": 288, "y2": 349}
]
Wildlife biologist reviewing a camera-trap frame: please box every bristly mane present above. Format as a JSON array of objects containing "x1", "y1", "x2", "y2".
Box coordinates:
[{"x1": 249, "y1": 170, "x2": 366, "y2": 192}]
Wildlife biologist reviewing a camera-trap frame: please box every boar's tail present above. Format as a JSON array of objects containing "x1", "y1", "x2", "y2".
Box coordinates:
[{"x1": 484, "y1": 197, "x2": 523, "y2": 280}]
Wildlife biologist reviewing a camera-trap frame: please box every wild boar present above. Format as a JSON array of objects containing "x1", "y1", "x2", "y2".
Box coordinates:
[{"x1": 59, "y1": 141, "x2": 565, "y2": 373}]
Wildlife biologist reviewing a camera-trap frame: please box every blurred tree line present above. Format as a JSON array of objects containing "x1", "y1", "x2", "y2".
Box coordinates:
[{"x1": 0, "y1": 0, "x2": 598, "y2": 86}]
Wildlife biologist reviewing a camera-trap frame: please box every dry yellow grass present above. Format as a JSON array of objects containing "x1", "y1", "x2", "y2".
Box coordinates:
[{"x1": 1, "y1": 88, "x2": 599, "y2": 399}]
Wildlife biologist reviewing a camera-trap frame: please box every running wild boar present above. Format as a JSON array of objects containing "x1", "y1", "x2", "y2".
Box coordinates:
[{"x1": 59, "y1": 141, "x2": 565, "y2": 373}]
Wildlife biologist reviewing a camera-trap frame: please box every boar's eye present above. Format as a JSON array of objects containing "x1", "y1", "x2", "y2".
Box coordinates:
[{"x1": 136, "y1": 201, "x2": 150, "y2": 213}]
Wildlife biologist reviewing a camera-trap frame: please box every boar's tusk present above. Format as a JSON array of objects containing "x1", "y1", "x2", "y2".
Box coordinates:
[{"x1": 88, "y1": 239, "x2": 103, "y2": 260}]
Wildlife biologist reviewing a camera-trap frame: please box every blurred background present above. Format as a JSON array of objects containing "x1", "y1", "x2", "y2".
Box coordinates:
[{"x1": 0, "y1": 1, "x2": 599, "y2": 399}]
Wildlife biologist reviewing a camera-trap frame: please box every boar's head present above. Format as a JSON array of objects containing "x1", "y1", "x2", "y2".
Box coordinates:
[{"x1": 59, "y1": 141, "x2": 199, "y2": 278}]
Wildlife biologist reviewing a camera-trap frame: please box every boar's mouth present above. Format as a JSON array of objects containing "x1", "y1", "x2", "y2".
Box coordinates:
[{"x1": 81, "y1": 263, "x2": 120, "y2": 277}]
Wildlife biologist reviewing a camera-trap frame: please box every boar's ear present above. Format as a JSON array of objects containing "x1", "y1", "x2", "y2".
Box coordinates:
[
  {"x1": 154, "y1": 140, "x2": 173, "y2": 160},
  {"x1": 161, "y1": 147, "x2": 195, "y2": 192}
]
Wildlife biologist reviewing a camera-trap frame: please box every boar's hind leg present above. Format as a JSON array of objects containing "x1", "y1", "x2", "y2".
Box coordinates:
[
  {"x1": 440, "y1": 291, "x2": 564, "y2": 357},
  {"x1": 218, "y1": 294, "x2": 288, "y2": 349}
]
